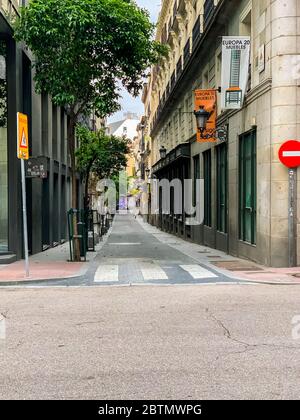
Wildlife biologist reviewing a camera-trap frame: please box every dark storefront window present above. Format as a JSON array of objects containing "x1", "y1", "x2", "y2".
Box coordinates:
[
  {"x1": 217, "y1": 143, "x2": 227, "y2": 233},
  {"x1": 193, "y1": 155, "x2": 200, "y2": 207},
  {"x1": 239, "y1": 129, "x2": 257, "y2": 245},
  {"x1": 203, "y1": 150, "x2": 212, "y2": 227},
  {"x1": 0, "y1": 40, "x2": 8, "y2": 251}
]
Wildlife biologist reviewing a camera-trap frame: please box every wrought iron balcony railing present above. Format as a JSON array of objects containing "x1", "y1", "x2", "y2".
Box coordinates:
[
  {"x1": 0, "y1": 0, "x2": 20, "y2": 22},
  {"x1": 204, "y1": 0, "x2": 215, "y2": 28},
  {"x1": 176, "y1": 56, "x2": 182, "y2": 78},
  {"x1": 192, "y1": 16, "x2": 202, "y2": 49},
  {"x1": 183, "y1": 38, "x2": 191, "y2": 67}
]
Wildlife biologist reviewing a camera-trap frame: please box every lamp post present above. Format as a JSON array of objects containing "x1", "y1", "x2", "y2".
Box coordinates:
[
  {"x1": 194, "y1": 106, "x2": 228, "y2": 142},
  {"x1": 194, "y1": 106, "x2": 211, "y2": 136},
  {"x1": 159, "y1": 146, "x2": 167, "y2": 159}
]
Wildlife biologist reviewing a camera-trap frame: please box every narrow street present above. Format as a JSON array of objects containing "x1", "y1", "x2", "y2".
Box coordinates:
[{"x1": 32, "y1": 214, "x2": 244, "y2": 287}]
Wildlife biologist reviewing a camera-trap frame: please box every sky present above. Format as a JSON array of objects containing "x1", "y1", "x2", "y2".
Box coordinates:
[{"x1": 108, "y1": 0, "x2": 161, "y2": 124}]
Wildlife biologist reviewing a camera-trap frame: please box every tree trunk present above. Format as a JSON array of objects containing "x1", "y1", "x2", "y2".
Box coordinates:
[{"x1": 68, "y1": 115, "x2": 81, "y2": 262}]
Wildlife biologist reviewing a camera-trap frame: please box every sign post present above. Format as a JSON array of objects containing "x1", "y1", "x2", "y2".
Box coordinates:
[
  {"x1": 17, "y1": 112, "x2": 30, "y2": 278},
  {"x1": 278, "y1": 140, "x2": 300, "y2": 267}
]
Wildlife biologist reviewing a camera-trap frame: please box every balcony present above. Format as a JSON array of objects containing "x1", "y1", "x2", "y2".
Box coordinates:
[
  {"x1": 170, "y1": 70, "x2": 176, "y2": 92},
  {"x1": 177, "y1": 0, "x2": 187, "y2": 17},
  {"x1": 152, "y1": 143, "x2": 191, "y2": 175},
  {"x1": 161, "y1": 24, "x2": 168, "y2": 45},
  {"x1": 204, "y1": 0, "x2": 215, "y2": 28},
  {"x1": 166, "y1": 82, "x2": 170, "y2": 96},
  {"x1": 183, "y1": 38, "x2": 191, "y2": 67},
  {"x1": 0, "y1": 0, "x2": 19, "y2": 22},
  {"x1": 192, "y1": 16, "x2": 202, "y2": 49},
  {"x1": 176, "y1": 56, "x2": 182, "y2": 78}
]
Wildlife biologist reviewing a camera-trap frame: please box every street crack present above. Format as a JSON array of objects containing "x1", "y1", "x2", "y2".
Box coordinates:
[{"x1": 205, "y1": 308, "x2": 300, "y2": 355}]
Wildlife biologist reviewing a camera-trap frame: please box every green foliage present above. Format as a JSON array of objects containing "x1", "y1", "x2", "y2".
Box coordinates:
[
  {"x1": 14, "y1": 0, "x2": 167, "y2": 118},
  {"x1": 76, "y1": 125, "x2": 130, "y2": 180}
]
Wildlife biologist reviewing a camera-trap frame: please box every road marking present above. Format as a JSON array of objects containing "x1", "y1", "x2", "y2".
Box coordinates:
[
  {"x1": 141, "y1": 263, "x2": 168, "y2": 280},
  {"x1": 282, "y1": 151, "x2": 300, "y2": 157},
  {"x1": 94, "y1": 265, "x2": 119, "y2": 282},
  {"x1": 180, "y1": 265, "x2": 218, "y2": 279},
  {"x1": 109, "y1": 243, "x2": 141, "y2": 246}
]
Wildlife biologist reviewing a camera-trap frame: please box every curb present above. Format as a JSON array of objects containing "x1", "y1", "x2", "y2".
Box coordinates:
[{"x1": 0, "y1": 273, "x2": 86, "y2": 287}]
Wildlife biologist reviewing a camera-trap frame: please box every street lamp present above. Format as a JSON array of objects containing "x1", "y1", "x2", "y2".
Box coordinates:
[
  {"x1": 145, "y1": 168, "x2": 150, "y2": 178},
  {"x1": 194, "y1": 106, "x2": 228, "y2": 142},
  {"x1": 194, "y1": 106, "x2": 211, "y2": 134},
  {"x1": 159, "y1": 146, "x2": 167, "y2": 159}
]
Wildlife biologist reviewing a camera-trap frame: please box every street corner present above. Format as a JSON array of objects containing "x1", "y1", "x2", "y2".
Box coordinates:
[{"x1": 0, "y1": 260, "x2": 86, "y2": 285}]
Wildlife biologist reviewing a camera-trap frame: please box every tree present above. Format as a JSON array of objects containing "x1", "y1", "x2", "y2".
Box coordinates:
[
  {"x1": 76, "y1": 125, "x2": 130, "y2": 207},
  {"x1": 14, "y1": 0, "x2": 167, "y2": 260}
]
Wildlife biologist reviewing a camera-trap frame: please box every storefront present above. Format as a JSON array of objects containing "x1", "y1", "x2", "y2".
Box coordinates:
[{"x1": 0, "y1": 38, "x2": 7, "y2": 252}]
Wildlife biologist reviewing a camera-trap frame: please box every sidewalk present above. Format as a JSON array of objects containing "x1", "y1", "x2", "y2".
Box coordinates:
[
  {"x1": 1, "y1": 216, "x2": 300, "y2": 285},
  {"x1": 137, "y1": 217, "x2": 300, "y2": 285},
  {"x1": 0, "y1": 241, "x2": 101, "y2": 284}
]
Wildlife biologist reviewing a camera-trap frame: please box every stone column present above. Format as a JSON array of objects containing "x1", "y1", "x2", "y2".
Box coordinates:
[{"x1": 270, "y1": 0, "x2": 299, "y2": 266}]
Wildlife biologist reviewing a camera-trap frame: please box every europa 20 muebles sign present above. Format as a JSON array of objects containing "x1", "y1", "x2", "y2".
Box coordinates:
[
  {"x1": 221, "y1": 36, "x2": 251, "y2": 110},
  {"x1": 194, "y1": 89, "x2": 217, "y2": 143}
]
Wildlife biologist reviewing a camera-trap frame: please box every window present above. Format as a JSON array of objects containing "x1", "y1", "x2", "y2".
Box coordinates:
[
  {"x1": 239, "y1": 129, "x2": 256, "y2": 245},
  {"x1": 60, "y1": 108, "x2": 65, "y2": 163},
  {"x1": 41, "y1": 93, "x2": 49, "y2": 156},
  {"x1": 52, "y1": 104, "x2": 57, "y2": 160},
  {"x1": 193, "y1": 155, "x2": 200, "y2": 207},
  {"x1": 203, "y1": 150, "x2": 212, "y2": 227},
  {"x1": 217, "y1": 143, "x2": 227, "y2": 233}
]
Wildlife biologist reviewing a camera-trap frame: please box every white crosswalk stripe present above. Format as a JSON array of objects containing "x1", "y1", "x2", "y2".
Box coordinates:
[
  {"x1": 180, "y1": 265, "x2": 218, "y2": 279},
  {"x1": 140, "y1": 263, "x2": 169, "y2": 281},
  {"x1": 94, "y1": 265, "x2": 119, "y2": 282}
]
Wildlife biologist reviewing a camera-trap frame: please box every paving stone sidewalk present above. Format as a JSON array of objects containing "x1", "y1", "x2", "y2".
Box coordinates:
[
  {"x1": 0, "y1": 240, "x2": 104, "y2": 283},
  {"x1": 137, "y1": 217, "x2": 300, "y2": 285}
]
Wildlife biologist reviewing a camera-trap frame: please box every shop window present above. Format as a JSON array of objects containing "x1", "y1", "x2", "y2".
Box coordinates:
[
  {"x1": 203, "y1": 149, "x2": 212, "y2": 227},
  {"x1": 0, "y1": 40, "x2": 7, "y2": 251},
  {"x1": 216, "y1": 143, "x2": 227, "y2": 233},
  {"x1": 193, "y1": 155, "x2": 200, "y2": 207}
]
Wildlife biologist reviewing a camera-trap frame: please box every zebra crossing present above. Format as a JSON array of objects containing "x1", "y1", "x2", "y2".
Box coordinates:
[{"x1": 93, "y1": 261, "x2": 219, "y2": 284}]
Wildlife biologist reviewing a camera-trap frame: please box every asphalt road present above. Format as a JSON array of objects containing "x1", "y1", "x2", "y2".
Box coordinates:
[
  {"x1": 32, "y1": 214, "x2": 247, "y2": 287},
  {"x1": 1, "y1": 284, "x2": 300, "y2": 399}
]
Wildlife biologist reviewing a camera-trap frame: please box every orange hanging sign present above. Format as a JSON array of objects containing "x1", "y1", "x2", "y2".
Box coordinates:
[
  {"x1": 17, "y1": 112, "x2": 29, "y2": 160},
  {"x1": 194, "y1": 89, "x2": 217, "y2": 143}
]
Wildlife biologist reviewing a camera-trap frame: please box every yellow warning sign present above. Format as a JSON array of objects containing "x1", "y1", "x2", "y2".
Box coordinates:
[{"x1": 17, "y1": 112, "x2": 29, "y2": 160}]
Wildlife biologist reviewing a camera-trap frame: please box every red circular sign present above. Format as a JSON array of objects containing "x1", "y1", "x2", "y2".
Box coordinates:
[{"x1": 279, "y1": 140, "x2": 300, "y2": 168}]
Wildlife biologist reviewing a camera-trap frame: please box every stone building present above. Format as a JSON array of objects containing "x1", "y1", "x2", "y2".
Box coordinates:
[{"x1": 145, "y1": 0, "x2": 300, "y2": 267}]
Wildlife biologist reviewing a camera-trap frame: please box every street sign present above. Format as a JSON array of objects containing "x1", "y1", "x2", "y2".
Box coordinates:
[
  {"x1": 278, "y1": 140, "x2": 300, "y2": 267},
  {"x1": 17, "y1": 112, "x2": 30, "y2": 278},
  {"x1": 26, "y1": 157, "x2": 48, "y2": 179},
  {"x1": 17, "y1": 112, "x2": 29, "y2": 160},
  {"x1": 279, "y1": 140, "x2": 300, "y2": 168}
]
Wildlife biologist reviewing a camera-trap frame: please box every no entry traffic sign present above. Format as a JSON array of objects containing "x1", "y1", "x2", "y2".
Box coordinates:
[{"x1": 279, "y1": 140, "x2": 300, "y2": 168}]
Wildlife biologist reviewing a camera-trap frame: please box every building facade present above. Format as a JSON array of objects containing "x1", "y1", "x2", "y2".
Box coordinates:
[
  {"x1": 107, "y1": 112, "x2": 140, "y2": 177},
  {"x1": 145, "y1": 0, "x2": 300, "y2": 267},
  {"x1": 0, "y1": 1, "x2": 83, "y2": 263}
]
